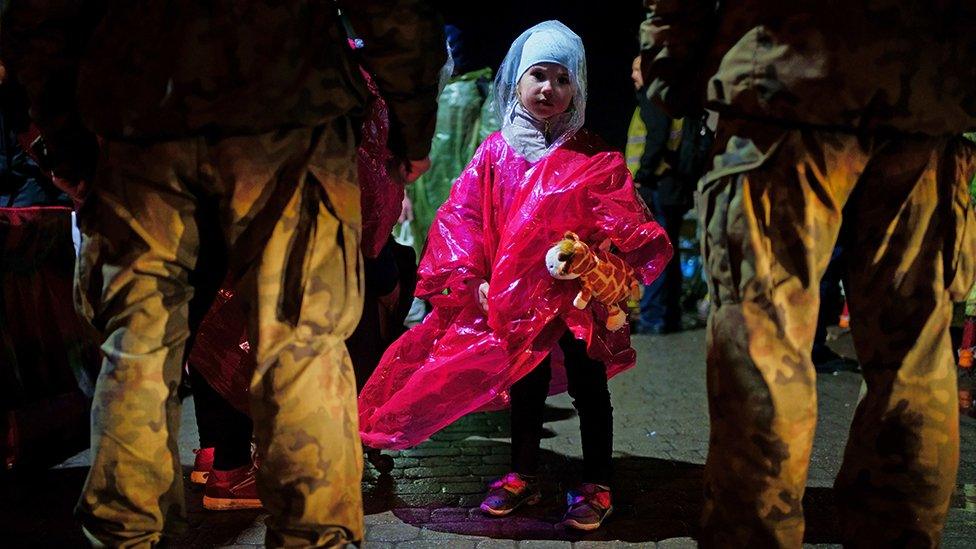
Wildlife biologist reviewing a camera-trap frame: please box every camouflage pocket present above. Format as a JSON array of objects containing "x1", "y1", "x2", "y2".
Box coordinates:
[
  {"x1": 698, "y1": 126, "x2": 786, "y2": 306},
  {"x1": 308, "y1": 116, "x2": 362, "y2": 235},
  {"x1": 946, "y1": 139, "x2": 976, "y2": 301}
]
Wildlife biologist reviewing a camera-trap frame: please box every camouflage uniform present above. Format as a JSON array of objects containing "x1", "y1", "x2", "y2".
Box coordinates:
[
  {"x1": 966, "y1": 133, "x2": 976, "y2": 318},
  {"x1": 642, "y1": 1, "x2": 976, "y2": 547},
  {"x1": 2, "y1": 2, "x2": 445, "y2": 547}
]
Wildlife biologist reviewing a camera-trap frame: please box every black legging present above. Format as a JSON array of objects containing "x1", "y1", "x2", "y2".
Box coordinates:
[
  {"x1": 189, "y1": 365, "x2": 253, "y2": 471},
  {"x1": 510, "y1": 330, "x2": 613, "y2": 485}
]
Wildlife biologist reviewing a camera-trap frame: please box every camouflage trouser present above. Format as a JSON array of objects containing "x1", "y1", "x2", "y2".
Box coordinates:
[
  {"x1": 74, "y1": 120, "x2": 365, "y2": 548},
  {"x1": 699, "y1": 120, "x2": 976, "y2": 548}
]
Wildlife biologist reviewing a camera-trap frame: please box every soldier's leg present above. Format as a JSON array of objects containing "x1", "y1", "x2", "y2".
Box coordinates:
[
  {"x1": 74, "y1": 139, "x2": 202, "y2": 547},
  {"x1": 698, "y1": 125, "x2": 863, "y2": 547},
  {"x1": 835, "y1": 136, "x2": 976, "y2": 547},
  {"x1": 210, "y1": 122, "x2": 365, "y2": 547}
]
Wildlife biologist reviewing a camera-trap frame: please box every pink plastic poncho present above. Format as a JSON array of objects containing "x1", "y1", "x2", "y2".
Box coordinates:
[{"x1": 358, "y1": 130, "x2": 672, "y2": 449}]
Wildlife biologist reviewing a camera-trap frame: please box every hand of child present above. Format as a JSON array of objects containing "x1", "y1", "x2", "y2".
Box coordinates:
[
  {"x1": 399, "y1": 195, "x2": 414, "y2": 224},
  {"x1": 478, "y1": 281, "x2": 489, "y2": 313}
]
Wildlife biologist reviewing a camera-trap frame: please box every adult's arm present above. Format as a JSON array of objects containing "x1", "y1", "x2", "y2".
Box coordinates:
[{"x1": 342, "y1": 1, "x2": 446, "y2": 161}]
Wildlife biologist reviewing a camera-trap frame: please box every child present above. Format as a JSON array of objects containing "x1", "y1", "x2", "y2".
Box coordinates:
[{"x1": 358, "y1": 21, "x2": 672, "y2": 531}]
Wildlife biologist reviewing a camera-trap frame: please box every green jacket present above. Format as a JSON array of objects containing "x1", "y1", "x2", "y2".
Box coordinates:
[
  {"x1": 640, "y1": 1, "x2": 976, "y2": 136},
  {"x1": 1, "y1": 1, "x2": 445, "y2": 161},
  {"x1": 406, "y1": 67, "x2": 497, "y2": 257}
]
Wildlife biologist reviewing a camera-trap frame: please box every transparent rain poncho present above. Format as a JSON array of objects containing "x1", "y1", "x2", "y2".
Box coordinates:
[{"x1": 358, "y1": 21, "x2": 674, "y2": 449}]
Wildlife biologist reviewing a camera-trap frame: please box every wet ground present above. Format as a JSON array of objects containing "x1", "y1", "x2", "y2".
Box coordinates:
[{"x1": 3, "y1": 328, "x2": 975, "y2": 548}]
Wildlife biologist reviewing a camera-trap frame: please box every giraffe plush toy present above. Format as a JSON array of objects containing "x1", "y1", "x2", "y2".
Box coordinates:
[{"x1": 545, "y1": 231, "x2": 641, "y2": 331}]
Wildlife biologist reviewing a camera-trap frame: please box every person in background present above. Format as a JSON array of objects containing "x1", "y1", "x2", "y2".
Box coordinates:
[
  {"x1": 642, "y1": 1, "x2": 976, "y2": 546},
  {"x1": 0, "y1": 72, "x2": 71, "y2": 208},
  {"x1": 629, "y1": 55, "x2": 712, "y2": 334},
  {"x1": 1, "y1": 2, "x2": 445, "y2": 546},
  {"x1": 402, "y1": 24, "x2": 500, "y2": 263},
  {"x1": 0, "y1": 64, "x2": 99, "y2": 470}
]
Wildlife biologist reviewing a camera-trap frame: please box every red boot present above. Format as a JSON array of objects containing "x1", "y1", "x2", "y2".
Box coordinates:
[
  {"x1": 203, "y1": 463, "x2": 262, "y2": 511},
  {"x1": 190, "y1": 447, "x2": 214, "y2": 485}
]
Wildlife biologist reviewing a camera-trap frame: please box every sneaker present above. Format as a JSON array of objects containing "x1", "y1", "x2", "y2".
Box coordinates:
[
  {"x1": 561, "y1": 483, "x2": 613, "y2": 531},
  {"x1": 203, "y1": 463, "x2": 263, "y2": 511},
  {"x1": 191, "y1": 447, "x2": 214, "y2": 485},
  {"x1": 479, "y1": 472, "x2": 541, "y2": 517}
]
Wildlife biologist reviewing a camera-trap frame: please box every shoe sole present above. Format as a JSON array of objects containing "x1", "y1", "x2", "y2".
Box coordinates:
[
  {"x1": 203, "y1": 495, "x2": 263, "y2": 511},
  {"x1": 562, "y1": 505, "x2": 613, "y2": 531},
  {"x1": 479, "y1": 493, "x2": 541, "y2": 517},
  {"x1": 190, "y1": 471, "x2": 209, "y2": 485}
]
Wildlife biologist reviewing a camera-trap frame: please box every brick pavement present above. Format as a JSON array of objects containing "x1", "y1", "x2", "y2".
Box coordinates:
[{"x1": 3, "y1": 328, "x2": 975, "y2": 547}]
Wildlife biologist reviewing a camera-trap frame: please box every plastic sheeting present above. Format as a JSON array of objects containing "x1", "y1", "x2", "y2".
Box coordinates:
[
  {"x1": 358, "y1": 69, "x2": 403, "y2": 259},
  {"x1": 358, "y1": 130, "x2": 673, "y2": 450},
  {"x1": 967, "y1": 132, "x2": 976, "y2": 317},
  {"x1": 406, "y1": 67, "x2": 497, "y2": 258},
  {"x1": 187, "y1": 288, "x2": 252, "y2": 414}
]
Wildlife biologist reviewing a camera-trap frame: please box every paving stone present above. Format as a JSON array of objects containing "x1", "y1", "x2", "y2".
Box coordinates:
[
  {"x1": 365, "y1": 511, "x2": 403, "y2": 525},
  {"x1": 477, "y1": 540, "x2": 519, "y2": 549},
  {"x1": 518, "y1": 541, "x2": 574, "y2": 548},
  {"x1": 656, "y1": 538, "x2": 697, "y2": 548},
  {"x1": 365, "y1": 524, "x2": 422, "y2": 542},
  {"x1": 360, "y1": 543, "x2": 394, "y2": 549},
  {"x1": 233, "y1": 522, "x2": 266, "y2": 544},
  {"x1": 429, "y1": 507, "x2": 471, "y2": 523},
  {"x1": 401, "y1": 447, "x2": 462, "y2": 458},
  {"x1": 391, "y1": 508, "x2": 432, "y2": 523},
  {"x1": 573, "y1": 543, "x2": 656, "y2": 549},
  {"x1": 396, "y1": 539, "x2": 479, "y2": 549},
  {"x1": 391, "y1": 493, "x2": 458, "y2": 507},
  {"x1": 11, "y1": 329, "x2": 976, "y2": 547},
  {"x1": 394, "y1": 481, "x2": 446, "y2": 495},
  {"x1": 440, "y1": 481, "x2": 485, "y2": 494},
  {"x1": 944, "y1": 538, "x2": 976, "y2": 549}
]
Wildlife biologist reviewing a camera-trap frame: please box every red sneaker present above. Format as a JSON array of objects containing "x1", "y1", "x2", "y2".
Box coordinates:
[
  {"x1": 191, "y1": 447, "x2": 214, "y2": 485},
  {"x1": 203, "y1": 464, "x2": 263, "y2": 511}
]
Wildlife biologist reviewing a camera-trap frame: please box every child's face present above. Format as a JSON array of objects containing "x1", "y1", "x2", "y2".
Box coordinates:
[{"x1": 517, "y1": 63, "x2": 574, "y2": 121}]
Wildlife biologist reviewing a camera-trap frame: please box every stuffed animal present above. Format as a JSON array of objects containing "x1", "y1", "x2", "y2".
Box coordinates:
[{"x1": 545, "y1": 231, "x2": 640, "y2": 331}]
